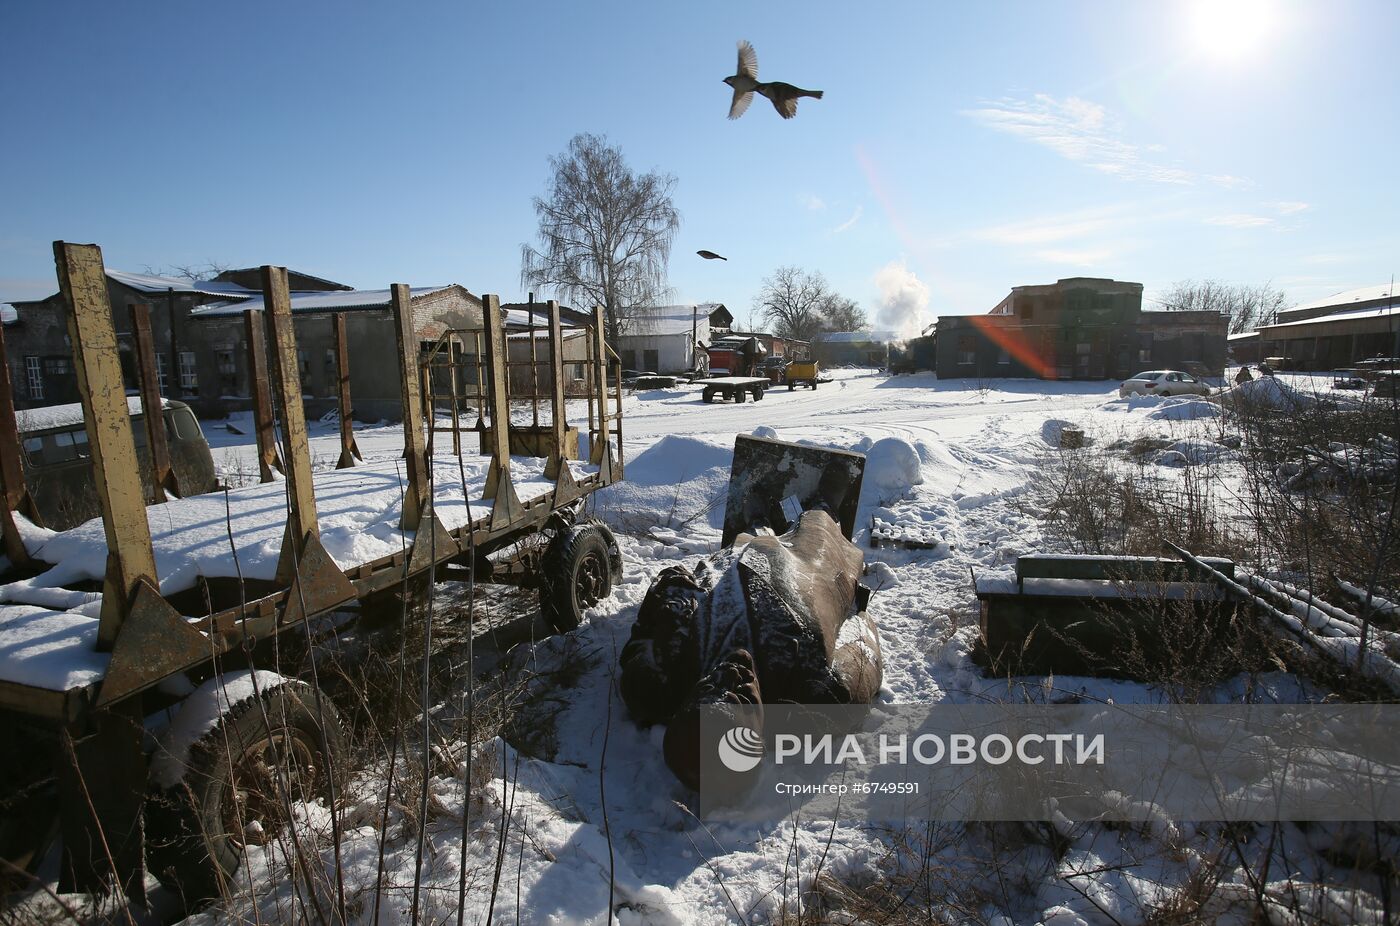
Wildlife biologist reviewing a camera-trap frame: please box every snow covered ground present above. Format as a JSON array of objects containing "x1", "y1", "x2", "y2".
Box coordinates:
[{"x1": 15, "y1": 369, "x2": 1390, "y2": 924}]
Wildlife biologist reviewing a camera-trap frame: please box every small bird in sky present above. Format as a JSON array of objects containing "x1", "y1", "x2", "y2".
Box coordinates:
[
  {"x1": 697, "y1": 249, "x2": 728, "y2": 261},
  {"x1": 723, "y1": 40, "x2": 823, "y2": 120}
]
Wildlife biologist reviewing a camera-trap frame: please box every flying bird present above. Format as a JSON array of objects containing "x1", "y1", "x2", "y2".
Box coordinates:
[
  {"x1": 697, "y1": 250, "x2": 728, "y2": 261},
  {"x1": 723, "y1": 40, "x2": 823, "y2": 120}
]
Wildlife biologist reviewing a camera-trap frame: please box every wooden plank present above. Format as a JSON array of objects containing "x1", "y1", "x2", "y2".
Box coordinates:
[
  {"x1": 53, "y1": 242, "x2": 159, "y2": 650},
  {"x1": 260, "y1": 266, "x2": 320, "y2": 583},
  {"x1": 589, "y1": 305, "x2": 614, "y2": 480},
  {"x1": 0, "y1": 322, "x2": 40, "y2": 564},
  {"x1": 333, "y1": 313, "x2": 361, "y2": 468},
  {"x1": 544, "y1": 300, "x2": 570, "y2": 480},
  {"x1": 392, "y1": 284, "x2": 429, "y2": 529},
  {"x1": 244, "y1": 308, "x2": 284, "y2": 482},
  {"x1": 1015, "y1": 555, "x2": 1235, "y2": 585},
  {"x1": 481, "y1": 294, "x2": 523, "y2": 528},
  {"x1": 129, "y1": 302, "x2": 180, "y2": 502}
]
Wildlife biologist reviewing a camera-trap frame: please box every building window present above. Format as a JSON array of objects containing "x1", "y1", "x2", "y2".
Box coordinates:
[
  {"x1": 997, "y1": 349, "x2": 1010, "y2": 365},
  {"x1": 156, "y1": 354, "x2": 169, "y2": 394},
  {"x1": 957, "y1": 336, "x2": 976, "y2": 366},
  {"x1": 179, "y1": 350, "x2": 198, "y2": 394},
  {"x1": 216, "y1": 348, "x2": 238, "y2": 395},
  {"x1": 1139, "y1": 349, "x2": 1152, "y2": 363},
  {"x1": 297, "y1": 349, "x2": 310, "y2": 390},
  {"x1": 1076, "y1": 342, "x2": 1092, "y2": 356},
  {"x1": 25, "y1": 356, "x2": 43, "y2": 400}
]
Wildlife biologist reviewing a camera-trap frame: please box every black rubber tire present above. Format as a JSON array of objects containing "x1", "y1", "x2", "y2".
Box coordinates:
[
  {"x1": 539, "y1": 520, "x2": 618, "y2": 633},
  {"x1": 810, "y1": 381, "x2": 817, "y2": 390},
  {"x1": 788, "y1": 383, "x2": 795, "y2": 391},
  {"x1": 734, "y1": 388, "x2": 745, "y2": 403},
  {"x1": 146, "y1": 679, "x2": 346, "y2": 906},
  {"x1": 702, "y1": 389, "x2": 715, "y2": 403},
  {"x1": 752, "y1": 387, "x2": 764, "y2": 401}
]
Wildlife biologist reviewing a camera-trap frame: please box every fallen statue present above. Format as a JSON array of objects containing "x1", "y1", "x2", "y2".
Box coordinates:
[{"x1": 620, "y1": 509, "x2": 882, "y2": 788}]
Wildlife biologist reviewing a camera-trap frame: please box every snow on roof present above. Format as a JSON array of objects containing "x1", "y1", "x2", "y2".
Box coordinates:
[
  {"x1": 16, "y1": 396, "x2": 171, "y2": 433},
  {"x1": 105, "y1": 269, "x2": 256, "y2": 298},
  {"x1": 1227, "y1": 330, "x2": 1260, "y2": 340},
  {"x1": 1281, "y1": 283, "x2": 1400, "y2": 317},
  {"x1": 619, "y1": 306, "x2": 711, "y2": 337},
  {"x1": 190, "y1": 286, "x2": 457, "y2": 318},
  {"x1": 819, "y1": 330, "x2": 898, "y2": 343},
  {"x1": 1263, "y1": 303, "x2": 1400, "y2": 331},
  {"x1": 1, "y1": 304, "x2": 16, "y2": 325}
]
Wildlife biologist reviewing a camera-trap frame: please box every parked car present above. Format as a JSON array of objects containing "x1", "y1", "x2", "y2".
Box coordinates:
[
  {"x1": 1118, "y1": 370, "x2": 1211, "y2": 398},
  {"x1": 16, "y1": 398, "x2": 217, "y2": 530}
]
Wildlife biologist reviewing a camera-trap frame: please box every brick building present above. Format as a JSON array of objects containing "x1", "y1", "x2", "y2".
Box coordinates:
[{"x1": 934, "y1": 277, "x2": 1228, "y2": 380}]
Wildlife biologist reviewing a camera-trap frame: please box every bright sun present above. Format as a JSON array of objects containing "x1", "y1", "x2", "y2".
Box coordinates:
[{"x1": 1187, "y1": 0, "x2": 1278, "y2": 62}]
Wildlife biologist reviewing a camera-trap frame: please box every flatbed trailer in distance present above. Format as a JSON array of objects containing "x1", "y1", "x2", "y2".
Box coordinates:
[{"x1": 700, "y1": 376, "x2": 769, "y2": 403}]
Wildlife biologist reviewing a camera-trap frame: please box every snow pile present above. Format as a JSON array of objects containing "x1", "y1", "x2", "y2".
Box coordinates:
[
  {"x1": 0, "y1": 604, "x2": 109, "y2": 690},
  {"x1": 1155, "y1": 438, "x2": 1238, "y2": 467},
  {"x1": 1232, "y1": 375, "x2": 1314, "y2": 409},
  {"x1": 1040, "y1": 419, "x2": 1077, "y2": 446},
  {"x1": 1145, "y1": 397, "x2": 1221, "y2": 421},
  {"x1": 593, "y1": 434, "x2": 733, "y2": 537},
  {"x1": 750, "y1": 425, "x2": 779, "y2": 439},
  {"x1": 861, "y1": 437, "x2": 924, "y2": 505}
]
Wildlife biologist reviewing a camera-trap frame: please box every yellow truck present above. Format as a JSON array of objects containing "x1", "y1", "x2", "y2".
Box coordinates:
[{"x1": 785, "y1": 359, "x2": 820, "y2": 390}]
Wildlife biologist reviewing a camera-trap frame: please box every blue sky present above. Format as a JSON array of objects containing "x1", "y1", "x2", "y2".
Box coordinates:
[{"x1": 2, "y1": 1, "x2": 1396, "y2": 335}]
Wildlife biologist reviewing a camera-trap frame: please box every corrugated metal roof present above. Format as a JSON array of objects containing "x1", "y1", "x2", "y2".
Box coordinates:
[
  {"x1": 1280, "y1": 283, "x2": 1400, "y2": 317},
  {"x1": 190, "y1": 286, "x2": 457, "y2": 318},
  {"x1": 106, "y1": 269, "x2": 256, "y2": 298},
  {"x1": 1263, "y1": 303, "x2": 1400, "y2": 332}
]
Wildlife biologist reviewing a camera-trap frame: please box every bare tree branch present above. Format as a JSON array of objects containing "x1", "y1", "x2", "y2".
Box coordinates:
[
  {"x1": 520, "y1": 134, "x2": 681, "y2": 342},
  {"x1": 754, "y1": 267, "x2": 865, "y2": 340},
  {"x1": 1157, "y1": 279, "x2": 1288, "y2": 335}
]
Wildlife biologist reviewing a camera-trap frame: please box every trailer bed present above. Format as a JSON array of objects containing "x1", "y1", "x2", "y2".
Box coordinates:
[{"x1": 0, "y1": 452, "x2": 600, "y2": 709}]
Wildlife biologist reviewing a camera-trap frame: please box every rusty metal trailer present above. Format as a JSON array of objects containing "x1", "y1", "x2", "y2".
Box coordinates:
[{"x1": 0, "y1": 242, "x2": 624, "y2": 905}]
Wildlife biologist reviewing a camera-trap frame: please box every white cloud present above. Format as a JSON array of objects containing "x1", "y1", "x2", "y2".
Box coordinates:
[
  {"x1": 1267, "y1": 200, "x2": 1310, "y2": 215},
  {"x1": 1204, "y1": 213, "x2": 1274, "y2": 228},
  {"x1": 964, "y1": 93, "x2": 1240, "y2": 187},
  {"x1": 799, "y1": 193, "x2": 826, "y2": 212},
  {"x1": 831, "y1": 205, "x2": 863, "y2": 234},
  {"x1": 967, "y1": 204, "x2": 1135, "y2": 246},
  {"x1": 873, "y1": 259, "x2": 930, "y2": 339}
]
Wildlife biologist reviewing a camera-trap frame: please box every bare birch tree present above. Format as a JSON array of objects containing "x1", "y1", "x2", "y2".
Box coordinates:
[{"x1": 520, "y1": 134, "x2": 680, "y2": 342}]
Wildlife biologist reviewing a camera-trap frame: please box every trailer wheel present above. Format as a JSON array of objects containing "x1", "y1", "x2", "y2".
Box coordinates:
[
  {"x1": 702, "y1": 388, "x2": 715, "y2": 403},
  {"x1": 539, "y1": 519, "x2": 619, "y2": 632},
  {"x1": 788, "y1": 383, "x2": 795, "y2": 391},
  {"x1": 734, "y1": 387, "x2": 746, "y2": 403},
  {"x1": 751, "y1": 386, "x2": 764, "y2": 401},
  {"x1": 146, "y1": 678, "x2": 346, "y2": 905}
]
